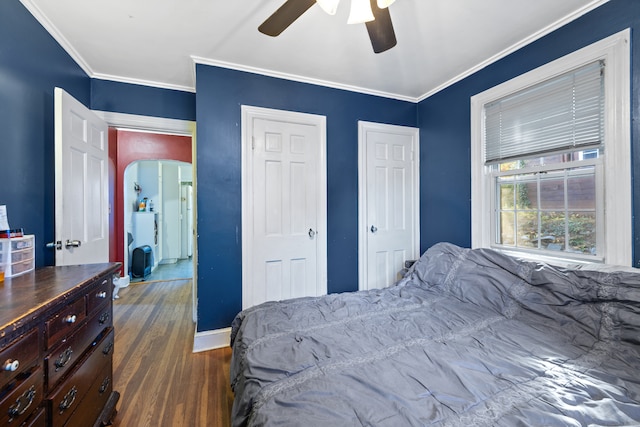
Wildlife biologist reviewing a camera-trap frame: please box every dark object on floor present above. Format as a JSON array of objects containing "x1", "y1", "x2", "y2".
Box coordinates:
[{"x1": 131, "y1": 245, "x2": 152, "y2": 279}]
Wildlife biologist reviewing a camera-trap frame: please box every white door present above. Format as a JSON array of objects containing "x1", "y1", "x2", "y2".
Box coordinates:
[
  {"x1": 358, "y1": 121, "x2": 419, "y2": 290},
  {"x1": 54, "y1": 87, "x2": 109, "y2": 265},
  {"x1": 242, "y1": 106, "x2": 327, "y2": 309}
]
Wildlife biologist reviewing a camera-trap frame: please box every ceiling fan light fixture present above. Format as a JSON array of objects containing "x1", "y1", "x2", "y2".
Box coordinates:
[
  {"x1": 347, "y1": 0, "x2": 374, "y2": 24},
  {"x1": 376, "y1": 0, "x2": 396, "y2": 8},
  {"x1": 316, "y1": 0, "x2": 340, "y2": 15}
]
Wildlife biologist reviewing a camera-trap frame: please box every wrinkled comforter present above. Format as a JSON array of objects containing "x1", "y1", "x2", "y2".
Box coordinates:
[{"x1": 230, "y1": 243, "x2": 640, "y2": 426}]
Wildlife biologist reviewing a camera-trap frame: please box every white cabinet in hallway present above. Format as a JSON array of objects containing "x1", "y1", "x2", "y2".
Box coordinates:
[{"x1": 132, "y1": 212, "x2": 158, "y2": 269}]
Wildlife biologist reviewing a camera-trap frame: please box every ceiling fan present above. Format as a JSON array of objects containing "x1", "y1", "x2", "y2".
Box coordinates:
[{"x1": 259, "y1": 0, "x2": 398, "y2": 54}]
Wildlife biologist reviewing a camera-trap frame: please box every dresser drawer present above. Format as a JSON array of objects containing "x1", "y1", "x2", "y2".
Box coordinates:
[
  {"x1": 45, "y1": 298, "x2": 87, "y2": 349},
  {"x1": 46, "y1": 305, "x2": 112, "y2": 390},
  {"x1": 62, "y1": 362, "x2": 112, "y2": 427},
  {"x1": 23, "y1": 407, "x2": 46, "y2": 427},
  {"x1": 86, "y1": 276, "x2": 113, "y2": 316},
  {"x1": 0, "y1": 366, "x2": 43, "y2": 426},
  {"x1": 1, "y1": 329, "x2": 39, "y2": 387},
  {"x1": 47, "y1": 328, "x2": 113, "y2": 427},
  {"x1": 0, "y1": 263, "x2": 121, "y2": 427}
]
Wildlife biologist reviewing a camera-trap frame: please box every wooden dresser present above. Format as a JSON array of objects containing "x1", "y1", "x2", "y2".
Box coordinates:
[{"x1": 0, "y1": 263, "x2": 120, "y2": 426}]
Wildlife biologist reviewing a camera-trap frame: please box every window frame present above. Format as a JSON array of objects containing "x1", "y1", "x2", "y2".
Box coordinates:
[
  {"x1": 491, "y1": 156, "x2": 604, "y2": 261},
  {"x1": 471, "y1": 29, "x2": 631, "y2": 266}
]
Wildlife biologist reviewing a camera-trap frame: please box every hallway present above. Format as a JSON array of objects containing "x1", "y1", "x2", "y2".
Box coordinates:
[{"x1": 131, "y1": 257, "x2": 193, "y2": 283}]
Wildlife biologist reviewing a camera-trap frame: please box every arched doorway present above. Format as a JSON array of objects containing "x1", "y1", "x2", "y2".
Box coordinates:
[
  {"x1": 123, "y1": 160, "x2": 193, "y2": 278},
  {"x1": 103, "y1": 112, "x2": 197, "y2": 321},
  {"x1": 109, "y1": 128, "x2": 193, "y2": 277}
]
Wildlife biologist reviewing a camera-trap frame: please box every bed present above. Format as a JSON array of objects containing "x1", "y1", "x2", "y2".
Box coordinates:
[{"x1": 230, "y1": 242, "x2": 640, "y2": 426}]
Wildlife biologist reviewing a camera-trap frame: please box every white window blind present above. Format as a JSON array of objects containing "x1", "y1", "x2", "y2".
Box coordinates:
[{"x1": 484, "y1": 60, "x2": 604, "y2": 164}]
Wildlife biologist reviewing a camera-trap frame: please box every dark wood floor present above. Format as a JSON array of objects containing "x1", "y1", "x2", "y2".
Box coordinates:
[{"x1": 112, "y1": 279, "x2": 234, "y2": 426}]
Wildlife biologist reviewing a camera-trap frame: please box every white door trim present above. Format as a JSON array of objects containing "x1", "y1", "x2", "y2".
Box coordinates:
[
  {"x1": 358, "y1": 121, "x2": 420, "y2": 291},
  {"x1": 93, "y1": 110, "x2": 195, "y2": 136},
  {"x1": 241, "y1": 105, "x2": 327, "y2": 309},
  {"x1": 93, "y1": 110, "x2": 198, "y2": 323}
]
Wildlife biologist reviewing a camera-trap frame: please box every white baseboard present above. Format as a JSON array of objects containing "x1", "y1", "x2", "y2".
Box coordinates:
[{"x1": 193, "y1": 327, "x2": 231, "y2": 353}]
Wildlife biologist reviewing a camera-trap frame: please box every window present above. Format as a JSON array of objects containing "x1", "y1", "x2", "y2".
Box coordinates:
[
  {"x1": 494, "y1": 156, "x2": 601, "y2": 258},
  {"x1": 471, "y1": 29, "x2": 631, "y2": 266}
]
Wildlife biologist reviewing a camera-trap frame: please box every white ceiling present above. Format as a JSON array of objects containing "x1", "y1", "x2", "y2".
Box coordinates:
[{"x1": 21, "y1": 0, "x2": 608, "y2": 102}]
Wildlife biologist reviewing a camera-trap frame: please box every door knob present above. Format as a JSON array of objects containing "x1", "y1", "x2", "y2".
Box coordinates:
[
  {"x1": 308, "y1": 228, "x2": 317, "y2": 239},
  {"x1": 370, "y1": 225, "x2": 378, "y2": 234},
  {"x1": 65, "y1": 239, "x2": 81, "y2": 249}
]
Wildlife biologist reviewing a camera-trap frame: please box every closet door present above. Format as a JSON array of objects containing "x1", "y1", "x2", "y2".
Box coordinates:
[
  {"x1": 242, "y1": 106, "x2": 327, "y2": 308},
  {"x1": 359, "y1": 121, "x2": 420, "y2": 291}
]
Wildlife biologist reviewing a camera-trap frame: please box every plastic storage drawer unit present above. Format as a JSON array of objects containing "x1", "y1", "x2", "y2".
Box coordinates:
[{"x1": 0, "y1": 235, "x2": 35, "y2": 278}]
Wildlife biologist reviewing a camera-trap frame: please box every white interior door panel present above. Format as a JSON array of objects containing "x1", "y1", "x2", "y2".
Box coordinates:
[
  {"x1": 359, "y1": 121, "x2": 419, "y2": 290},
  {"x1": 54, "y1": 87, "x2": 109, "y2": 265},
  {"x1": 242, "y1": 106, "x2": 327, "y2": 309}
]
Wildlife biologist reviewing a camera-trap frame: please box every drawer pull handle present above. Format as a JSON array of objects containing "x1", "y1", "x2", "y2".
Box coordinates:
[
  {"x1": 3, "y1": 359, "x2": 19, "y2": 372},
  {"x1": 99, "y1": 312, "x2": 110, "y2": 325},
  {"x1": 63, "y1": 314, "x2": 77, "y2": 324},
  {"x1": 97, "y1": 291, "x2": 107, "y2": 299},
  {"x1": 8, "y1": 385, "x2": 36, "y2": 419},
  {"x1": 99, "y1": 377, "x2": 111, "y2": 394},
  {"x1": 103, "y1": 340, "x2": 114, "y2": 355},
  {"x1": 101, "y1": 279, "x2": 108, "y2": 285},
  {"x1": 55, "y1": 347, "x2": 73, "y2": 371},
  {"x1": 59, "y1": 386, "x2": 77, "y2": 413}
]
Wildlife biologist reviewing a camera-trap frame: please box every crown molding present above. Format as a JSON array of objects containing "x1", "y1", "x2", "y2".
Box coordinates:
[
  {"x1": 91, "y1": 74, "x2": 195, "y2": 93},
  {"x1": 416, "y1": 0, "x2": 611, "y2": 101},
  {"x1": 20, "y1": 0, "x2": 196, "y2": 94},
  {"x1": 191, "y1": 55, "x2": 419, "y2": 103},
  {"x1": 21, "y1": 0, "x2": 610, "y2": 104},
  {"x1": 19, "y1": 0, "x2": 94, "y2": 76}
]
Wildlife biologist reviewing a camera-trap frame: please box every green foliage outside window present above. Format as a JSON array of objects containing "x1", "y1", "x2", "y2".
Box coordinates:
[
  {"x1": 499, "y1": 175, "x2": 596, "y2": 255},
  {"x1": 514, "y1": 211, "x2": 596, "y2": 254}
]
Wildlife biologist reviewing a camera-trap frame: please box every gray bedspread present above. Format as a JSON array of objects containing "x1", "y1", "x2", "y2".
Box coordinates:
[{"x1": 230, "y1": 243, "x2": 640, "y2": 426}]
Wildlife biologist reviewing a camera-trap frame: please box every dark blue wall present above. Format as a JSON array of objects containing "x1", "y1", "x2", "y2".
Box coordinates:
[
  {"x1": 418, "y1": 0, "x2": 640, "y2": 265},
  {"x1": 91, "y1": 79, "x2": 196, "y2": 121},
  {"x1": 195, "y1": 65, "x2": 417, "y2": 330},
  {"x1": 0, "y1": 0, "x2": 90, "y2": 267},
  {"x1": 2, "y1": 0, "x2": 638, "y2": 335}
]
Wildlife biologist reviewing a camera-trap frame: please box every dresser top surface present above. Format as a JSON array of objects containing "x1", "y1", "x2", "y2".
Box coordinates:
[{"x1": 0, "y1": 263, "x2": 120, "y2": 333}]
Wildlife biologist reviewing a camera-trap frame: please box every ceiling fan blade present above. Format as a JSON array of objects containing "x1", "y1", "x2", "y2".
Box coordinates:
[
  {"x1": 259, "y1": 0, "x2": 317, "y2": 37},
  {"x1": 365, "y1": 0, "x2": 397, "y2": 53}
]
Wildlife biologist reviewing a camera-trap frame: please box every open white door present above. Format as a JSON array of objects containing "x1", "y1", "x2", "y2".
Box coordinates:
[
  {"x1": 358, "y1": 121, "x2": 419, "y2": 290},
  {"x1": 53, "y1": 87, "x2": 109, "y2": 265}
]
